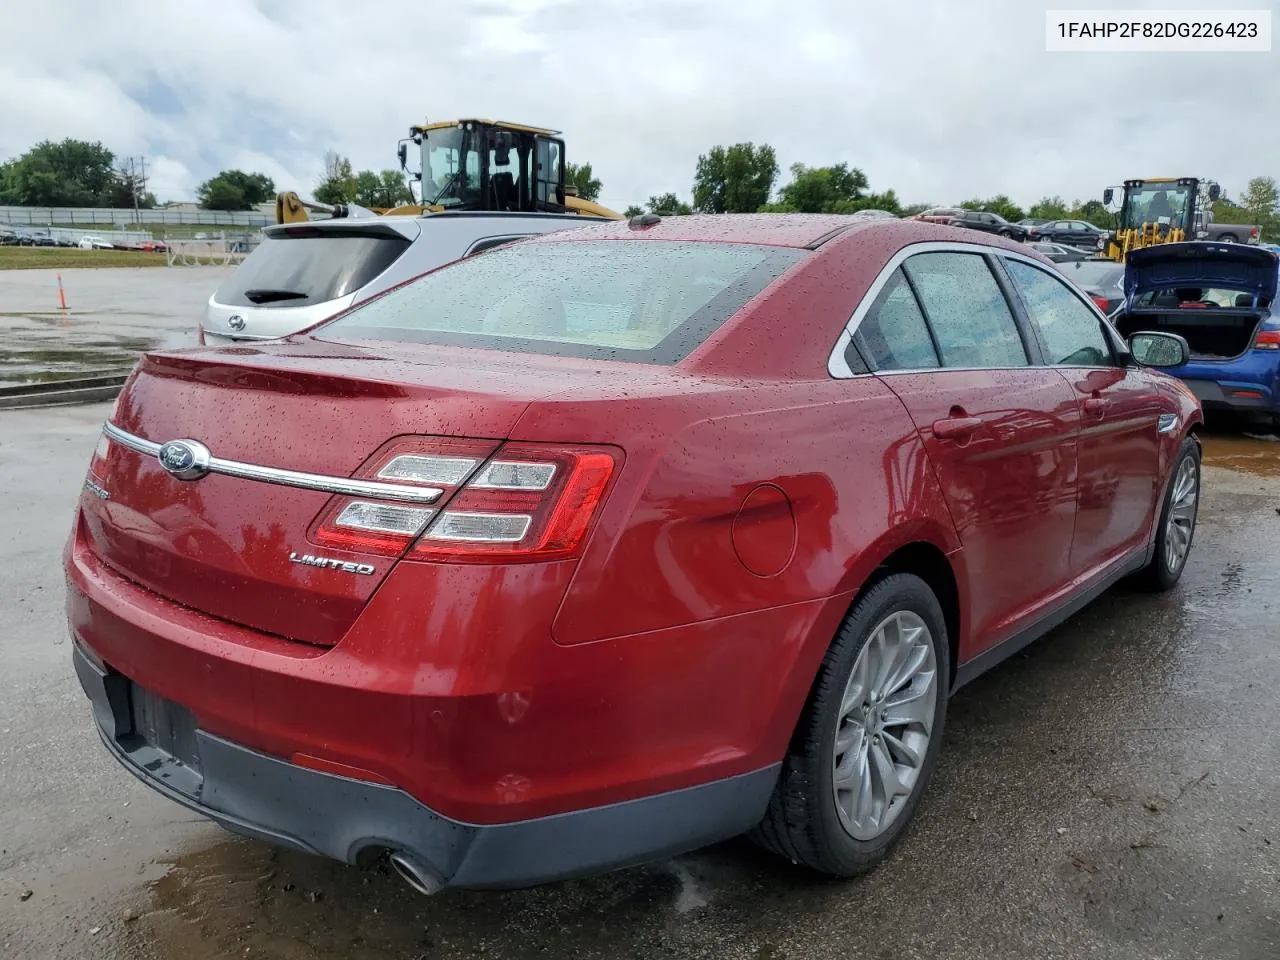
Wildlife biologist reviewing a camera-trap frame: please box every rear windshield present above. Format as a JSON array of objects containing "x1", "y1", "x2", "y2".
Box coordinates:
[
  {"x1": 317, "y1": 240, "x2": 804, "y2": 364},
  {"x1": 214, "y1": 230, "x2": 411, "y2": 307}
]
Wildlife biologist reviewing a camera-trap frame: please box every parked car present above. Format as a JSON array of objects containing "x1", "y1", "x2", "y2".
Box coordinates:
[
  {"x1": 1203, "y1": 222, "x2": 1261, "y2": 245},
  {"x1": 78, "y1": 235, "x2": 114, "y2": 250},
  {"x1": 201, "y1": 211, "x2": 606, "y2": 344},
  {"x1": 1028, "y1": 219, "x2": 1108, "y2": 248},
  {"x1": 0, "y1": 228, "x2": 18, "y2": 245},
  {"x1": 68, "y1": 216, "x2": 1202, "y2": 895},
  {"x1": 912, "y1": 206, "x2": 965, "y2": 224},
  {"x1": 848, "y1": 209, "x2": 899, "y2": 220},
  {"x1": 1018, "y1": 218, "x2": 1048, "y2": 229},
  {"x1": 23, "y1": 230, "x2": 58, "y2": 247},
  {"x1": 1028, "y1": 241, "x2": 1091, "y2": 263},
  {"x1": 1109, "y1": 242, "x2": 1280, "y2": 427},
  {"x1": 947, "y1": 210, "x2": 1028, "y2": 241},
  {"x1": 1055, "y1": 259, "x2": 1126, "y2": 314}
]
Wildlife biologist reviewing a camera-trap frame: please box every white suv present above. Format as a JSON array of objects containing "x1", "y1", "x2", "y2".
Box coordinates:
[
  {"x1": 78, "y1": 235, "x2": 114, "y2": 250},
  {"x1": 201, "y1": 211, "x2": 605, "y2": 345}
]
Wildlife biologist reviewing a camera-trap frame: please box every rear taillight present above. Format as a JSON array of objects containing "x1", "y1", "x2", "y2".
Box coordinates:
[
  {"x1": 1090, "y1": 294, "x2": 1110, "y2": 312},
  {"x1": 310, "y1": 438, "x2": 618, "y2": 563},
  {"x1": 88, "y1": 431, "x2": 112, "y2": 479},
  {"x1": 1254, "y1": 330, "x2": 1280, "y2": 350}
]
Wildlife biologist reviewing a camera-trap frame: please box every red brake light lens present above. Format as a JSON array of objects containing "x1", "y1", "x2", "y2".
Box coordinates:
[
  {"x1": 1254, "y1": 329, "x2": 1280, "y2": 350},
  {"x1": 308, "y1": 438, "x2": 618, "y2": 562},
  {"x1": 1090, "y1": 294, "x2": 1110, "y2": 312},
  {"x1": 410, "y1": 444, "x2": 617, "y2": 563}
]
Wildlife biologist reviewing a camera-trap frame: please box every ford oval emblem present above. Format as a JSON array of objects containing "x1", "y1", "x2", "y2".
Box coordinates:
[
  {"x1": 157, "y1": 439, "x2": 212, "y2": 481},
  {"x1": 227, "y1": 314, "x2": 246, "y2": 331}
]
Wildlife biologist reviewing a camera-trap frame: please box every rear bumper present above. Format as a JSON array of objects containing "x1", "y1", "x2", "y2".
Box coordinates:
[
  {"x1": 74, "y1": 642, "x2": 777, "y2": 889},
  {"x1": 1180, "y1": 372, "x2": 1280, "y2": 416}
]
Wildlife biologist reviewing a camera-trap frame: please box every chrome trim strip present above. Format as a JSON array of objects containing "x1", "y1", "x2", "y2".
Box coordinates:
[
  {"x1": 101, "y1": 422, "x2": 444, "y2": 504},
  {"x1": 827, "y1": 240, "x2": 1120, "y2": 379}
]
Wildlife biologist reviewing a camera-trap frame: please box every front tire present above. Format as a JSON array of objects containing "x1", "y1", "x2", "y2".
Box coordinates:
[
  {"x1": 1137, "y1": 437, "x2": 1200, "y2": 590},
  {"x1": 752, "y1": 573, "x2": 949, "y2": 876}
]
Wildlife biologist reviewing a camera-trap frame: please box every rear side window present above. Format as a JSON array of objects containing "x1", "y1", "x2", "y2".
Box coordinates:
[
  {"x1": 852, "y1": 269, "x2": 939, "y2": 371},
  {"x1": 1004, "y1": 260, "x2": 1116, "y2": 366},
  {"x1": 904, "y1": 252, "x2": 1028, "y2": 367},
  {"x1": 214, "y1": 230, "x2": 411, "y2": 307},
  {"x1": 319, "y1": 240, "x2": 803, "y2": 364}
]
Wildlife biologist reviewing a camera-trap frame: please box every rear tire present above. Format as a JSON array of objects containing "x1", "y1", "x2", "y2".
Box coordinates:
[
  {"x1": 752, "y1": 573, "x2": 949, "y2": 877},
  {"x1": 1218, "y1": 234, "x2": 1238, "y2": 244},
  {"x1": 1137, "y1": 437, "x2": 1200, "y2": 591}
]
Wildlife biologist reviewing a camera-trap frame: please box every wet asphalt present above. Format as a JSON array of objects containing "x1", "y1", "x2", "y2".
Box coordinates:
[
  {"x1": 0, "y1": 267, "x2": 230, "y2": 383},
  {"x1": 0, "y1": 270, "x2": 1278, "y2": 957}
]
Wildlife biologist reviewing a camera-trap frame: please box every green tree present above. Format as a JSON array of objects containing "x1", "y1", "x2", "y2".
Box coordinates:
[
  {"x1": 623, "y1": 204, "x2": 645, "y2": 218},
  {"x1": 692, "y1": 142, "x2": 778, "y2": 213},
  {"x1": 352, "y1": 170, "x2": 382, "y2": 207},
  {"x1": 0, "y1": 139, "x2": 117, "y2": 206},
  {"x1": 1073, "y1": 199, "x2": 1112, "y2": 228},
  {"x1": 1239, "y1": 176, "x2": 1279, "y2": 225},
  {"x1": 566, "y1": 162, "x2": 602, "y2": 202},
  {"x1": 198, "y1": 169, "x2": 275, "y2": 210},
  {"x1": 1028, "y1": 196, "x2": 1070, "y2": 220},
  {"x1": 199, "y1": 179, "x2": 246, "y2": 211},
  {"x1": 351, "y1": 169, "x2": 413, "y2": 208},
  {"x1": 852, "y1": 189, "x2": 903, "y2": 216},
  {"x1": 646, "y1": 193, "x2": 692, "y2": 216},
  {"x1": 314, "y1": 151, "x2": 357, "y2": 205},
  {"x1": 958, "y1": 194, "x2": 1025, "y2": 222},
  {"x1": 768, "y1": 163, "x2": 869, "y2": 213}
]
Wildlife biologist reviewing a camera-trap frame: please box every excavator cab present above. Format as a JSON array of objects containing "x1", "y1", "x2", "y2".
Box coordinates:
[{"x1": 408, "y1": 119, "x2": 569, "y2": 214}]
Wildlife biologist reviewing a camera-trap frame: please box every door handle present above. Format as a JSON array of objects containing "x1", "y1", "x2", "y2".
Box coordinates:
[
  {"x1": 1083, "y1": 396, "x2": 1110, "y2": 417},
  {"x1": 932, "y1": 416, "x2": 984, "y2": 440}
]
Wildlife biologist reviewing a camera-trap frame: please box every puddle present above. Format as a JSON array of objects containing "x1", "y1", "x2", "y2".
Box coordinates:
[
  {"x1": 0, "y1": 314, "x2": 197, "y2": 384},
  {"x1": 1200, "y1": 430, "x2": 1280, "y2": 478}
]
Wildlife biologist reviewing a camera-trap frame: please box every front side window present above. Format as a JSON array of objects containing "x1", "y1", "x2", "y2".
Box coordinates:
[
  {"x1": 422, "y1": 126, "x2": 481, "y2": 208},
  {"x1": 852, "y1": 269, "x2": 939, "y2": 371},
  {"x1": 1005, "y1": 259, "x2": 1116, "y2": 366},
  {"x1": 318, "y1": 240, "x2": 803, "y2": 364},
  {"x1": 903, "y1": 252, "x2": 1028, "y2": 368}
]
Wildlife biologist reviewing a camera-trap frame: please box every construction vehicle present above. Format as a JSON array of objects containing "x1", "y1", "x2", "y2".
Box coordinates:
[
  {"x1": 275, "y1": 119, "x2": 621, "y2": 224},
  {"x1": 1097, "y1": 177, "x2": 1260, "y2": 261}
]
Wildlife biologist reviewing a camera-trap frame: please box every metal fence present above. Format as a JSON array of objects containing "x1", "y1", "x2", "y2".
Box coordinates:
[{"x1": 0, "y1": 205, "x2": 272, "y2": 227}]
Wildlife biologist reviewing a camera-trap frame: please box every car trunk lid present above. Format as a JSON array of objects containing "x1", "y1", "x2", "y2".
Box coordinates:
[
  {"x1": 1125, "y1": 242, "x2": 1279, "y2": 305},
  {"x1": 80, "y1": 340, "x2": 545, "y2": 646}
]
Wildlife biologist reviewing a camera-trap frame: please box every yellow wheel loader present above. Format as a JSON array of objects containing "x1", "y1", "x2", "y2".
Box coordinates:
[
  {"x1": 276, "y1": 119, "x2": 621, "y2": 224},
  {"x1": 1098, "y1": 177, "x2": 1222, "y2": 262}
]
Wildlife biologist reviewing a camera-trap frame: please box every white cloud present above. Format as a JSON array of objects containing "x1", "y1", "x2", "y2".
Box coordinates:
[{"x1": 1, "y1": 0, "x2": 1274, "y2": 210}]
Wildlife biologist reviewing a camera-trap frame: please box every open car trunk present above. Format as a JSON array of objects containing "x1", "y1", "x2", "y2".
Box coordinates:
[{"x1": 1114, "y1": 308, "x2": 1265, "y2": 361}]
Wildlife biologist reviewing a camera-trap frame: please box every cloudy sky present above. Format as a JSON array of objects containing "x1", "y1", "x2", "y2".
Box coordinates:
[{"x1": 1, "y1": 0, "x2": 1275, "y2": 210}]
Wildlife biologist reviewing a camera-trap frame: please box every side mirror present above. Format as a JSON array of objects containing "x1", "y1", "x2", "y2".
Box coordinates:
[
  {"x1": 1103, "y1": 187, "x2": 1114, "y2": 205},
  {"x1": 1128, "y1": 331, "x2": 1189, "y2": 369},
  {"x1": 397, "y1": 142, "x2": 408, "y2": 169},
  {"x1": 1209, "y1": 183, "x2": 1222, "y2": 201}
]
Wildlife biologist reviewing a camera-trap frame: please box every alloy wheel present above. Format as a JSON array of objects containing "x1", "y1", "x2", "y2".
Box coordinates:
[
  {"x1": 831, "y1": 611, "x2": 938, "y2": 841},
  {"x1": 1164, "y1": 456, "x2": 1198, "y2": 573}
]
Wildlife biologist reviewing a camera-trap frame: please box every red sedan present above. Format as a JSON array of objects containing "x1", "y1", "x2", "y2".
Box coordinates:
[{"x1": 66, "y1": 215, "x2": 1202, "y2": 893}]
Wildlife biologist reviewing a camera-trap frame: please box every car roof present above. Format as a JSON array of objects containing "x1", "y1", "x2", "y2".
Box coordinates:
[{"x1": 516, "y1": 213, "x2": 911, "y2": 249}]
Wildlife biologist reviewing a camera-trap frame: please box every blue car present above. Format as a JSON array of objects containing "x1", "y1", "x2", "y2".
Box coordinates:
[{"x1": 1111, "y1": 242, "x2": 1280, "y2": 428}]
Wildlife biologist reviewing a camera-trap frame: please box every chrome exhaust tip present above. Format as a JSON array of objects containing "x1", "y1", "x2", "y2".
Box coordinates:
[{"x1": 388, "y1": 851, "x2": 443, "y2": 896}]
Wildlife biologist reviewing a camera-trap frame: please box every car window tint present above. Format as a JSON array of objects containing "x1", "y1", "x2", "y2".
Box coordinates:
[
  {"x1": 320, "y1": 240, "x2": 803, "y2": 364},
  {"x1": 1005, "y1": 260, "x2": 1115, "y2": 366},
  {"x1": 852, "y1": 269, "x2": 939, "y2": 371},
  {"x1": 903, "y1": 252, "x2": 1028, "y2": 368}
]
